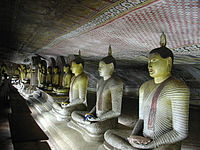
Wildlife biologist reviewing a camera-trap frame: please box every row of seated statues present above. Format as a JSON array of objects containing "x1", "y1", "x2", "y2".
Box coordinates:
[
  {"x1": 15, "y1": 60, "x2": 73, "y2": 95},
  {"x1": 15, "y1": 33, "x2": 190, "y2": 150}
]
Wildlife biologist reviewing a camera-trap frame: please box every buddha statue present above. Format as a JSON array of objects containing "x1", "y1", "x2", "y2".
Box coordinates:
[
  {"x1": 103, "y1": 33, "x2": 190, "y2": 150},
  {"x1": 17, "y1": 64, "x2": 28, "y2": 93},
  {"x1": 30, "y1": 56, "x2": 40, "y2": 88},
  {"x1": 37, "y1": 60, "x2": 47, "y2": 88},
  {"x1": 40, "y1": 64, "x2": 47, "y2": 88},
  {"x1": 26, "y1": 66, "x2": 32, "y2": 81},
  {"x1": 52, "y1": 66, "x2": 60, "y2": 88},
  {"x1": 18, "y1": 64, "x2": 27, "y2": 82},
  {"x1": 52, "y1": 51, "x2": 88, "y2": 121},
  {"x1": 53, "y1": 64, "x2": 73, "y2": 95},
  {"x1": 70, "y1": 46, "x2": 123, "y2": 142},
  {"x1": 37, "y1": 62, "x2": 42, "y2": 87},
  {"x1": 45, "y1": 66, "x2": 53, "y2": 90}
]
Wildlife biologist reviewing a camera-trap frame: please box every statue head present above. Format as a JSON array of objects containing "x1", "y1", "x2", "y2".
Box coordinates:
[
  {"x1": 27, "y1": 66, "x2": 31, "y2": 73},
  {"x1": 71, "y1": 50, "x2": 84, "y2": 75},
  {"x1": 20, "y1": 64, "x2": 25, "y2": 70},
  {"x1": 148, "y1": 33, "x2": 173, "y2": 79},
  {"x1": 47, "y1": 66, "x2": 52, "y2": 73},
  {"x1": 63, "y1": 64, "x2": 70, "y2": 73},
  {"x1": 53, "y1": 66, "x2": 59, "y2": 74},
  {"x1": 42, "y1": 65, "x2": 46, "y2": 73},
  {"x1": 99, "y1": 45, "x2": 115, "y2": 78}
]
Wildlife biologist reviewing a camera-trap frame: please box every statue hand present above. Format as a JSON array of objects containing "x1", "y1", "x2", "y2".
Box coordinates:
[
  {"x1": 61, "y1": 102, "x2": 69, "y2": 108},
  {"x1": 87, "y1": 117, "x2": 100, "y2": 122},
  {"x1": 84, "y1": 113, "x2": 100, "y2": 122},
  {"x1": 127, "y1": 135, "x2": 151, "y2": 145}
]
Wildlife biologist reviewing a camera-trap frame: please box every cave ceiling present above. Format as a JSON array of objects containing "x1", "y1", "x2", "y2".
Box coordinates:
[{"x1": 0, "y1": 0, "x2": 199, "y2": 64}]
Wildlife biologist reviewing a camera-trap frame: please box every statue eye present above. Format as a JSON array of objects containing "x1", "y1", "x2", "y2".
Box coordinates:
[{"x1": 151, "y1": 59, "x2": 158, "y2": 62}]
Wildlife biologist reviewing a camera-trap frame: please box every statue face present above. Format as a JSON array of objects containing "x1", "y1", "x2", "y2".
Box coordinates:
[
  {"x1": 47, "y1": 67, "x2": 52, "y2": 73},
  {"x1": 98, "y1": 61, "x2": 114, "y2": 77},
  {"x1": 71, "y1": 61, "x2": 82, "y2": 74},
  {"x1": 63, "y1": 66, "x2": 69, "y2": 73},
  {"x1": 148, "y1": 53, "x2": 171, "y2": 78},
  {"x1": 53, "y1": 68, "x2": 58, "y2": 73}
]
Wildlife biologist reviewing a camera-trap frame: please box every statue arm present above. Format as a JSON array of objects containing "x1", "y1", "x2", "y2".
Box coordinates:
[
  {"x1": 67, "y1": 76, "x2": 88, "y2": 107},
  {"x1": 98, "y1": 83, "x2": 123, "y2": 121},
  {"x1": 88, "y1": 80, "x2": 99, "y2": 115},
  {"x1": 131, "y1": 84, "x2": 145, "y2": 135},
  {"x1": 143, "y1": 87, "x2": 190, "y2": 149},
  {"x1": 66, "y1": 74, "x2": 72, "y2": 88},
  {"x1": 89, "y1": 106, "x2": 96, "y2": 114}
]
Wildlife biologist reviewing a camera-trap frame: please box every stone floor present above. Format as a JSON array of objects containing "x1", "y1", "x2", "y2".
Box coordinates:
[{"x1": 0, "y1": 102, "x2": 13, "y2": 150}]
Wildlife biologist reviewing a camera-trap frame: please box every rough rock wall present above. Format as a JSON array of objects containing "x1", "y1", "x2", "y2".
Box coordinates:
[{"x1": 83, "y1": 58, "x2": 200, "y2": 100}]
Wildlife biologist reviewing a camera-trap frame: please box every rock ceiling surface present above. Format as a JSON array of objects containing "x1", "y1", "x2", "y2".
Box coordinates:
[{"x1": 0, "y1": 0, "x2": 199, "y2": 63}]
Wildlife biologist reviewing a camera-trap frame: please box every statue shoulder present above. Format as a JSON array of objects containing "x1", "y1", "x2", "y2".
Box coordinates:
[
  {"x1": 140, "y1": 80, "x2": 154, "y2": 90},
  {"x1": 109, "y1": 75, "x2": 123, "y2": 87},
  {"x1": 79, "y1": 73, "x2": 88, "y2": 81},
  {"x1": 167, "y1": 77, "x2": 189, "y2": 89}
]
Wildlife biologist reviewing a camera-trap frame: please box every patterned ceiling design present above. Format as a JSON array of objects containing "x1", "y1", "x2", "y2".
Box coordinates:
[
  {"x1": 0, "y1": 0, "x2": 199, "y2": 63},
  {"x1": 40, "y1": 0, "x2": 200, "y2": 60}
]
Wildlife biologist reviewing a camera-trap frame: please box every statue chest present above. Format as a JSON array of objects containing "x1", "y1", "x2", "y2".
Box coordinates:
[
  {"x1": 142, "y1": 85, "x2": 172, "y2": 135},
  {"x1": 96, "y1": 81, "x2": 112, "y2": 111},
  {"x1": 69, "y1": 76, "x2": 81, "y2": 98}
]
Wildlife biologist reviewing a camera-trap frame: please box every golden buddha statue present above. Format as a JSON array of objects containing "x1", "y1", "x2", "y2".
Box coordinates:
[
  {"x1": 18, "y1": 64, "x2": 27, "y2": 82},
  {"x1": 26, "y1": 66, "x2": 32, "y2": 81},
  {"x1": 104, "y1": 33, "x2": 190, "y2": 150},
  {"x1": 37, "y1": 60, "x2": 47, "y2": 88},
  {"x1": 52, "y1": 66, "x2": 60, "y2": 88},
  {"x1": 53, "y1": 64, "x2": 73, "y2": 95},
  {"x1": 70, "y1": 46, "x2": 123, "y2": 141},
  {"x1": 52, "y1": 51, "x2": 88, "y2": 121}
]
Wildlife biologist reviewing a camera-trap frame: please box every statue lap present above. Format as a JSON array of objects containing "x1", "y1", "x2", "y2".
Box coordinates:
[
  {"x1": 103, "y1": 129, "x2": 181, "y2": 150},
  {"x1": 52, "y1": 103, "x2": 86, "y2": 121},
  {"x1": 71, "y1": 111, "x2": 118, "y2": 135}
]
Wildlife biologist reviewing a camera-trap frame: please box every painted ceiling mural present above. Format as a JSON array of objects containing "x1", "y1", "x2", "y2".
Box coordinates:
[
  {"x1": 39, "y1": 0, "x2": 200, "y2": 61},
  {"x1": 0, "y1": 0, "x2": 199, "y2": 63}
]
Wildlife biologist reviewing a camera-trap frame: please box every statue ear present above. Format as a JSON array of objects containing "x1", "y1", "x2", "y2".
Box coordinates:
[
  {"x1": 109, "y1": 63, "x2": 114, "y2": 70},
  {"x1": 78, "y1": 63, "x2": 83, "y2": 68},
  {"x1": 167, "y1": 57, "x2": 172, "y2": 71}
]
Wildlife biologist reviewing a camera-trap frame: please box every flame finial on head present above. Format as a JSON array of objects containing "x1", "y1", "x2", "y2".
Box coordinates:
[
  {"x1": 160, "y1": 32, "x2": 167, "y2": 47},
  {"x1": 108, "y1": 45, "x2": 112, "y2": 56},
  {"x1": 78, "y1": 50, "x2": 81, "y2": 56}
]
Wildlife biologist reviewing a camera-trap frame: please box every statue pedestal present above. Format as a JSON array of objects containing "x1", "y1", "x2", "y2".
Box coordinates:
[
  {"x1": 68, "y1": 120, "x2": 104, "y2": 142},
  {"x1": 29, "y1": 94, "x2": 102, "y2": 150}
]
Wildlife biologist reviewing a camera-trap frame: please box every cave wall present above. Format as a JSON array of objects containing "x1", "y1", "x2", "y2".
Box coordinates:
[{"x1": 83, "y1": 58, "x2": 200, "y2": 100}]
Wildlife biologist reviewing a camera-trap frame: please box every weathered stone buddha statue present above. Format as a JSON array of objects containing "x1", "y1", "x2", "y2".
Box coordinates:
[
  {"x1": 40, "y1": 64, "x2": 47, "y2": 88},
  {"x1": 52, "y1": 66, "x2": 60, "y2": 88},
  {"x1": 52, "y1": 52, "x2": 88, "y2": 121},
  {"x1": 70, "y1": 46, "x2": 123, "y2": 142},
  {"x1": 104, "y1": 33, "x2": 190, "y2": 150},
  {"x1": 45, "y1": 66, "x2": 53, "y2": 90},
  {"x1": 37, "y1": 62, "x2": 42, "y2": 86}
]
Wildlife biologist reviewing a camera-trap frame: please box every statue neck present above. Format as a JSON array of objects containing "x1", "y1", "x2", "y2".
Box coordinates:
[
  {"x1": 154, "y1": 73, "x2": 171, "y2": 84},
  {"x1": 103, "y1": 74, "x2": 112, "y2": 81},
  {"x1": 74, "y1": 69, "x2": 83, "y2": 76}
]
